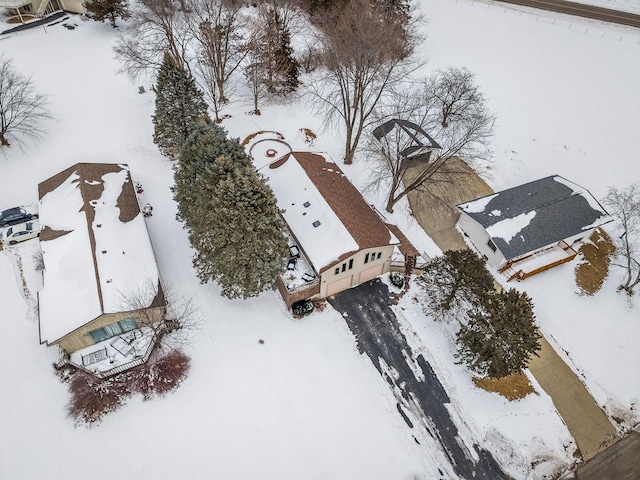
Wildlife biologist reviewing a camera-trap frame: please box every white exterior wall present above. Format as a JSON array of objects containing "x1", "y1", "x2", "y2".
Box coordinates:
[
  {"x1": 458, "y1": 212, "x2": 598, "y2": 268},
  {"x1": 320, "y1": 245, "x2": 394, "y2": 297},
  {"x1": 60, "y1": 0, "x2": 85, "y2": 13},
  {"x1": 457, "y1": 213, "x2": 507, "y2": 269}
]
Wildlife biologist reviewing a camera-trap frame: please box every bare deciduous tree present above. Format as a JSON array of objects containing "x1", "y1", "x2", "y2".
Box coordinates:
[
  {"x1": 119, "y1": 279, "x2": 201, "y2": 350},
  {"x1": 0, "y1": 56, "x2": 52, "y2": 149},
  {"x1": 602, "y1": 183, "x2": 640, "y2": 295},
  {"x1": 368, "y1": 67, "x2": 495, "y2": 213},
  {"x1": 308, "y1": 0, "x2": 421, "y2": 164},
  {"x1": 243, "y1": 38, "x2": 268, "y2": 115},
  {"x1": 188, "y1": 0, "x2": 248, "y2": 111},
  {"x1": 113, "y1": 0, "x2": 192, "y2": 79}
]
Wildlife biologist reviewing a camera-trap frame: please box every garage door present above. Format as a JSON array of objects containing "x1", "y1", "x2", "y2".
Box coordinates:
[
  {"x1": 358, "y1": 264, "x2": 384, "y2": 284},
  {"x1": 326, "y1": 275, "x2": 353, "y2": 296}
]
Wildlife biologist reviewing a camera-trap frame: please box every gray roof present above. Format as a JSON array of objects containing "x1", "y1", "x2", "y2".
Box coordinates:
[
  {"x1": 457, "y1": 175, "x2": 612, "y2": 260},
  {"x1": 372, "y1": 119, "x2": 441, "y2": 159}
]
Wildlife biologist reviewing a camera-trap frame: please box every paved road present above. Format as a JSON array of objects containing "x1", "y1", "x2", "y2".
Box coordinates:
[
  {"x1": 495, "y1": 0, "x2": 640, "y2": 28},
  {"x1": 573, "y1": 431, "x2": 640, "y2": 479},
  {"x1": 329, "y1": 280, "x2": 510, "y2": 480}
]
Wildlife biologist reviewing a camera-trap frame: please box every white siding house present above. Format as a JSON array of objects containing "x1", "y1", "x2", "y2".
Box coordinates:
[{"x1": 457, "y1": 175, "x2": 612, "y2": 280}]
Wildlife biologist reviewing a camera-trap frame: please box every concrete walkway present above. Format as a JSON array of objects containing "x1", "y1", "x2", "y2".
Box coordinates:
[
  {"x1": 528, "y1": 336, "x2": 617, "y2": 459},
  {"x1": 402, "y1": 161, "x2": 618, "y2": 460}
]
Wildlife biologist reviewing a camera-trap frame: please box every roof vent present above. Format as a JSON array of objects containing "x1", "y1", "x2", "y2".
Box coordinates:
[
  {"x1": 303, "y1": 201, "x2": 310, "y2": 208},
  {"x1": 313, "y1": 220, "x2": 321, "y2": 228}
]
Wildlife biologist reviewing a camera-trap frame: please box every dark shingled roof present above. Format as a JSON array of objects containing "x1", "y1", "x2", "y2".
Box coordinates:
[
  {"x1": 457, "y1": 175, "x2": 612, "y2": 261},
  {"x1": 372, "y1": 119, "x2": 441, "y2": 159}
]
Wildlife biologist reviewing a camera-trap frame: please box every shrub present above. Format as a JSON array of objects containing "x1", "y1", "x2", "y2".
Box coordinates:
[
  {"x1": 390, "y1": 272, "x2": 405, "y2": 288},
  {"x1": 62, "y1": 350, "x2": 191, "y2": 425},
  {"x1": 33, "y1": 249, "x2": 45, "y2": 272},
  {"x1": 67, "y1": 372, "x2": 131, "y2": 426},
  {"x1": 292, "y1": 299, "x2": 314, "y2": 316},
  {"x1": 150, "y1": 350, "x2": 191, "y2": 397}
]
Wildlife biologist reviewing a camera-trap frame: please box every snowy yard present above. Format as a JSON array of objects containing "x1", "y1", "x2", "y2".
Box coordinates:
[{"x1": 0, "y1": 0, "x2": 639, "y2": 478}]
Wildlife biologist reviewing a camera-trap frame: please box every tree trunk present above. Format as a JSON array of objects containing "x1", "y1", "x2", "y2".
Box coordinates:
[
  {"x1": 0, "y1": 132, "x2": 9, "y2": 147},
  {"x1": 385, "y1": 195, "x2": 395, "y2": 214},
  {"x1": 343, "y1": 127, "x2": 354, "y2": 164}
]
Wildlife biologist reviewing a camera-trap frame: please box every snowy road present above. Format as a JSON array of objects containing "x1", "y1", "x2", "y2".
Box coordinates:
[{"x1": 328, "y1": 280, "x2": 510, "y2": 480}]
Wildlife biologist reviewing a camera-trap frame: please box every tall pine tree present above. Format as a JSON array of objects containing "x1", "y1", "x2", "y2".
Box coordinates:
[
  {"x1": 417, "y1": 249, "x2": 495, "y2": 321},
  {"x1": 174, "y1": 124, "x2": 288, "y2": 299},
  {"x1": 153, "y1": 54, "x2": 209, "y2": 161},
  {"x1": 456, "y1": 288, "x2": 541, "y2": 379}
]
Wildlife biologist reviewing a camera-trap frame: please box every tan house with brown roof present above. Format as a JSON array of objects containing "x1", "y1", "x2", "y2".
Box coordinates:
[
  {"x1": 0, "y1": 0, "x2": 84, "y2": 22},
  {"x1": 38, "y1": 163, "x2": 166, "y2": 378},
  {"x1": 262, "y1": 152, "x2": 415, "y2": 307}
]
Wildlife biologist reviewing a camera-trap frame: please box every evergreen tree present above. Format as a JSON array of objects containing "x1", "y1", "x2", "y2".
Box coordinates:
[
  {"x1": 85, "y1": 0, "x2": 130, "y2": 28},
  {"x1": 417, "y1": 249, "x2": 495, "y2": 321},
  {"x1": 174, "y1": 122, "x2": 249, "y2": 227},
  {"x1": 153, "y1": 54, "x2": 208, "y2": 161},
  {"x1": 456, "y1": 289, "x2": 541, "y2": 378},
  {"x1": 262, "y1": 9, "x2": 300, "y2": 96},
  {"x1": 174, "y1": 124, "x2": 288, "y2": 299}
]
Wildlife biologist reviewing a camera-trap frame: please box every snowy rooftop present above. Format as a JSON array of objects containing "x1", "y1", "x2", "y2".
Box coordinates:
[
  {"x1": 38, "y1": 163, "x2": 163, "y2": 344},
  {"x1": 458, "y1": 175, "x2": 612, "y2": 260},
  {"x1": 262, "y1": 152, "x2": 396, "y2": 272}
]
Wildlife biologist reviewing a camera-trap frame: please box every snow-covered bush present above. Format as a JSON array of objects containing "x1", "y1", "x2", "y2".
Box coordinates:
[
  {"x1": 292, "y1": 299, "x2": 314, "y2": 317},
  {"x1": 390, "y1": 271, "x2": 404, "y2": 289},
  {"x1": 67, "y1": 372, "x2": 131, "y2": 426},
  {"x1": 63, "y1": 350, "x2": 191, "y2": 425}
]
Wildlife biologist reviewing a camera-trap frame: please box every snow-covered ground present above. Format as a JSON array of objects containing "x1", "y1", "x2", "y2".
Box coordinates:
[
  {"x1": 575, "y1": 0, "x2": 640, "y2": 14},
  {"x1": 0, "y1": 0, "x2": 639, "y2": 478},
  {"x1": 418, "y1": 0, "x2": 640, "y2": 430}
]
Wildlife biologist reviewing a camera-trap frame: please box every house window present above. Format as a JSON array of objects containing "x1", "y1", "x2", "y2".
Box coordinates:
[
  {"x1": 348, "y1": 259, "x2": 353, "y2": 269},
  {"x1": 377, "y1": 252, "x2": 382, "y2": 260},
  {"x1": 89, "y1": 318, "x2": 137, "y2": 343},
  {"x1": 119, "y1": 317, "x2": 136, "y2": 332},
  {"x1": 335, "y1": 267, "x2": 340, "y2": 275},
  {"x1": 364, "y1": 253, "x2": 369, "y2": 264},
  {"x1": 341, "y1": 263, "x2": 346, "y2": 272},
  {"x1": 487, "y1": 239, "x2": 497, "y2": 252}
]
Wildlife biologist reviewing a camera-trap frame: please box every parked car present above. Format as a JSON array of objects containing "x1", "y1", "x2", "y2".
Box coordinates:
[
  {"x1": 0, "y1": 206, "x2": 38, "y2": 228},
  {"x1": 0, "y1": 221, "x2": 40, "y2": 246}
]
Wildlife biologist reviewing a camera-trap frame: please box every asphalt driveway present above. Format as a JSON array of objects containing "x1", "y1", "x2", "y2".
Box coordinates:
[{"x1": 328, "y1": 279, "x2": 509, "y2": 480}]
